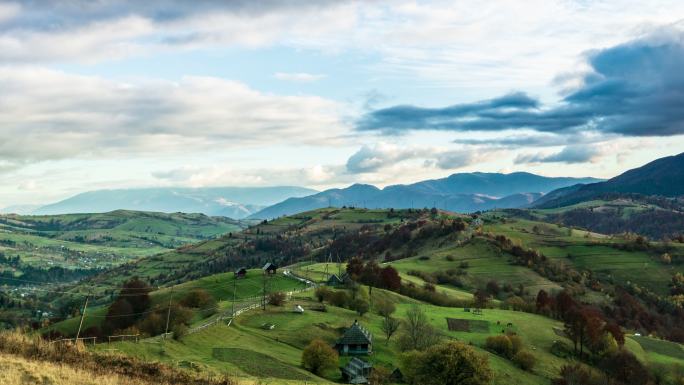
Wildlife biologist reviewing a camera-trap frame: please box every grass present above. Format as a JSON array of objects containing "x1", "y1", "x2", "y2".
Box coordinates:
[
  {"x1": 391, "y1": 237, "x2": 562, "y2": 294},
  {"x1": 0, "y1": 210, "x2": 244, "y2": 274},
  {"x1": 101, "y1": 286, "x2": 579, "y2": 385},
  {"x1": 483, "y1": 214, "x2": 680, "y2": 295},
  {"x1": 49, "y1": 269, "x2": 308, "y2": 336}
]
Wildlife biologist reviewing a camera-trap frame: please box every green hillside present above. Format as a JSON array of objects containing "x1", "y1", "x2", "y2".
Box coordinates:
[{"x1": 0, "y1": 210, "x2": 244, "y2": 278}]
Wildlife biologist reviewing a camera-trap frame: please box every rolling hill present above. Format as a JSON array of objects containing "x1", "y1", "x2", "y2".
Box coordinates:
[
  {"x1": 30, "y1": 186, "x2": 318, "y2": 219},
  {"x1": 0, "y1": 210, "x2": 245, "y2": 284},
  {"x1": 529, "y1": 153, "x2": 684, "y2": 239},
  {"x1": 250, "y1": 172, "x2": 600, "y2": 219}
]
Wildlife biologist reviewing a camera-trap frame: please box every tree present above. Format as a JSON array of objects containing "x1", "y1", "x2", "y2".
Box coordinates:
[
  {"x1": 315, "y1": 286, "x2": 331, "y2": 303},
  {"x1": 486, "y1": 280, "x2": 500, "y2": 296},
  {"x1": 375, "y1": 299, "x2": 396, "y2": 318},
  {"x1": 397, "y1": 305, "x2": 441, "y2": 351},
  {"x1": 555, "y1": 291, "x2": 577, "y2": 320},
  {"x1": 599, "y1": 350, "x2": 651, "y2": 385},
  {"x1": 268, "y1": 291, "x2": 287, "y2": 306},
  {"x1": 368, "y1": 366, "x2": 391, "y2": 385},
  {"x1": 552, "y1": 364, "x2": 601, "y2": 385},
  {"x1": 353, "y1": 298, "x2": 370, "y2": 316},
  {"x1": 103, "y1": 298, "x2": 134, "y2": 333},
  {"x1": 381, "y1": 316, "x2": 401, "y2": 343},
  {"x1": 346, "y1": 256, "x2": 365, "y2": 281},
  {"x1": 119, "y1": 277, "x2": 152, "y2": 314},
  {"x1": 474, "y1": 289, "x2": 490, "y2": 308},
  {"x1": 536, "y1": 290, "x2": 552, "y2": 313},
  {"x1": 401, "y1": 341, "x2": 493, "y2": 385},
  {"x1": 301, "y1": 338, "x2": 339, "y2": 376},
  {"x1": 604, "y1": 323, "x2": 625, "y2": 347},
  {"x1": 380, "y1": 266, "x2": 402, "y2": 291}
]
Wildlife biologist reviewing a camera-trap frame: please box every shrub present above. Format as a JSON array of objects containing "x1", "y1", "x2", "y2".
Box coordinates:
[
  {"x1": 508, "y1": 334, "x2": 523, "y2": 354},
  {"x1": 485, "y1": 335, "x2": 513, "y2": 358},
  {"x1": 512, "y1": 350, "x2": 536, "y2": 371},
  {"x1": 268, "y1": 291, "x2": 287, "y2": 306},
  {"x1": 171, "y1": 323, "x2": 188, "y2": 341},
  {"x1": 352, "y1": 298, "x2": 370, "y2": 316},
  {"x1": 301, "y1": 339, "x2": 339, "y2": 376},
  {"x1": 375, "y1": 299, "x2": 396, "y2": 317},
  {"x1": 401, "y1": 341, "x2": 492, "y2": 385},
  {"x1": 139, "y1": 312, "x2": 166, "y2": 336},
  {"x1": 315, "y1": 287, "x2": 331, "y2": 302},
  {"x1": 328, "y1": 290, "x2": 350, "y2": 308},
  {"x1": 179, "y1": 289, "x2": 216, "y2": 309},
  {"x1": 445, "y1": 255, "x2": 455, "y2": 262}
]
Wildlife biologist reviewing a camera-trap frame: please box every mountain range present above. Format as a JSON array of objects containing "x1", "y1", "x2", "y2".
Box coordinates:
[
  {"x1": 533, "y1": 152, "x2": 684, "y2": 208},
  {"x1": 249, "y1": 172, "x2": 602, "y2": 219},
  {"x1": 15, "y1": 187, "x2": 317, "y2": 219}
]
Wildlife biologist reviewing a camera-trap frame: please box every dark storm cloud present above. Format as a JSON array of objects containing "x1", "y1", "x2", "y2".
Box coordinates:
[{"x1": 358, "y1": 27, "x2": 684, "y2": 138}]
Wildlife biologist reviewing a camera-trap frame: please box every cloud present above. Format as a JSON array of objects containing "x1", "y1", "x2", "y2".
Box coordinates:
[
  {"x1": 274, "y1": 72, "x2": 326, "y2": 82},
  {"x1": 0, "y1": 1, "x2": 356, "y2": 63},
  {"x1": 345, "y1": 143, "x2": 481, "y2": 174},
  {"x1": 0, "y1": 67, "x2": 346, "y2": 164},
  {"x1": 152, "y1": 164, "x2": 348, "y2": 188},
  {"x1": 358, "y1": 26, "x2": 684, "y2": 138},
  {"x1": 515, "y1": 145, "x2": 601, "y2": 164}
]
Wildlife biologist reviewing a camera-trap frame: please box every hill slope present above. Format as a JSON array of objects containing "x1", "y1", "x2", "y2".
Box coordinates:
[
  {"x1": 251, "y1": 172, "x2": 599, "y2": 218},
  {"x1": 0, "y1": 210, "x2": 245, "y2": 283},
  {"x1": 535, "y1": 152, "x2": 684, "y2": 208},
  {"x1": 32, "y1": 186, "x2": 317, "y2": 218}
]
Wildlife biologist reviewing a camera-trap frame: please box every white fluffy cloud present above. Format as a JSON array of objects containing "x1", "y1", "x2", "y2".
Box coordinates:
[
  {"x1": 0, "y1": 67, "x2": 347, "y2": 164},
  {"x1": 345, "y1": 143, "x2": 484, "y2": 174}
]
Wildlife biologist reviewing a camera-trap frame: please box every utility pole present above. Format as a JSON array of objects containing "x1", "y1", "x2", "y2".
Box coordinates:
[
  {"x1": 75, "y1": 293, "x2": 90, "y2": 342},
  {"x1": 261, "y1": 271, "x2": 268, "y2": 311},
  {"x1": 231, "y1": 275, "x2": 237, "y2": 316},
  {"x1": 163, "y1": 288, "x2": 173, "y2": 339}
]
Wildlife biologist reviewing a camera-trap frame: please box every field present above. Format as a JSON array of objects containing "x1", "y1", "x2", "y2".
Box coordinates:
[
  {"x1": 483, "y1": 213, "x2": 682, "y2": 295},
  {"x1": 49, "y1": 269, "x2": 308, "y2": 336},
  {"x1": 94, "y1": 286, "x2": 684, "y2": 385},
  {"x1": 0, "y1": 210, "x2": 244, "y2": 277}
]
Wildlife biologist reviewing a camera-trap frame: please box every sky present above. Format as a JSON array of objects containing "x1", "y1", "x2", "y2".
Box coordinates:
[{"x1": 1, "y1": 0, "x2": 684, "y2": 207}]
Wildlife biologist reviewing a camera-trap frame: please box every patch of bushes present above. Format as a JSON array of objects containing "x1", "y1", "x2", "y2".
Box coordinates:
[{"x1": 512, "y1": 350, "x2": 536, "y2": 371}]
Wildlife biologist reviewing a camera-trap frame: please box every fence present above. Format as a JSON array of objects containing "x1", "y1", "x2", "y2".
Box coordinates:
[
  {"x1": 186, "y1": 274, "x2": 315, "y2": 335},
  {"x1": 50, "y1": 336, "x2": 97, "y2": 346},
  {"x1": 108, "y1": 334, "x2": 140, "y2": 343}
]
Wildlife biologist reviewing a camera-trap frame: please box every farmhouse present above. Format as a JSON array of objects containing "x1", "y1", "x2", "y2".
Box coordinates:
[
  {"x1": 262, "y1": 262, "x2": 278, "y2": 275},
  {"x1": 335, "y1": 320, "x2": 372, "y2": 355},
  {"x1": 234, "y1": 267, "x2": 247, "y2": 279},
  {"x1": 341, "y1": 357, "x2": 372, "y2": 384}
]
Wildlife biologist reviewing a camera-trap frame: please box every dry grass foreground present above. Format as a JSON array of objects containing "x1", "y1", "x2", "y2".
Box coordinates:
[{"x1": 0, "y1": 330, "x2": 237, "y2": 385}]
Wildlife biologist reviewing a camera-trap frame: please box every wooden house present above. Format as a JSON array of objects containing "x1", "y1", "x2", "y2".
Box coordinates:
[
  {"x1": 335, "y1": 320, "x2": 372, "y2": 355},
  {"x1": 262, "y1": 262, "x2": 278, "y2": 275},
  {"x1": 234, "y1": 267, "x2": 247, "y2": 279},
  {"x1": 341, "y1": 357, "x2": 372, "y2": 384}
]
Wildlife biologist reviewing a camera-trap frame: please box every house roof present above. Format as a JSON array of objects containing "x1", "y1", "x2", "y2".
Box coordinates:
[
  {"x1": 262, "y1": 262, "x2": 277, "y2": 270},
  {"x1": 336, "y1": 321, "x2": 372, "y2": 345},
  {"x1": 342, "y1": 358, "x2": 372, "y2": 384},
  {"x1": 234, "y1": 267, "x2": 247, "y2": 274},
  {"x1": 327, "y1": 274, "x2": 342, "y2": 283}
]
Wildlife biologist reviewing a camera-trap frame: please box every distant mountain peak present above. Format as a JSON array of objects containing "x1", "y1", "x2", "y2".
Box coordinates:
[{"x1": 250, "y1": 171, "x2": 601, "y2": 219}]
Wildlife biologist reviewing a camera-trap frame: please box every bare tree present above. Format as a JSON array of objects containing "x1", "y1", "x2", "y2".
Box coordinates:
[
  {"x1": 381, "y1": 316, "x2": 400, "y2": 344},
  {"x1": 398, "y1": 305, "x2": 441, "y2": 351}
]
